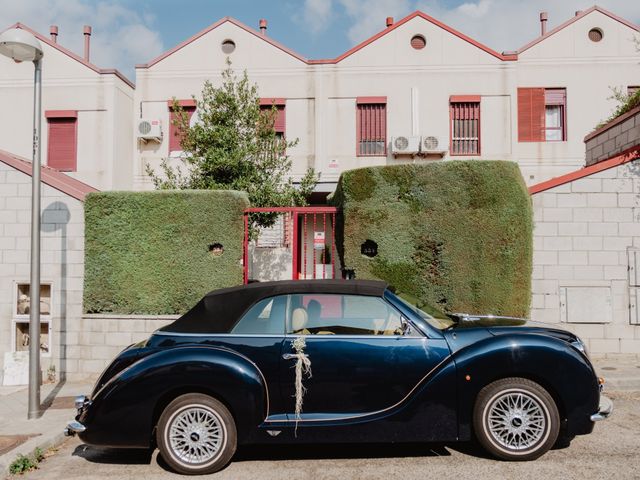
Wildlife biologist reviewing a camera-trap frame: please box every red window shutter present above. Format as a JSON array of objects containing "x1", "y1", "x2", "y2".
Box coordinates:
[
  {"x1": 273, "y1": 106, "x2": 286, "y2": 134},
  {"x1": 517, "y1": 88, "x2": 545, "y2": 142},
  {"x1": 357, "y1": 102, "x2": 387, "y2": 156},
  {"x1": 168, "y1": 103, "x2": 196, "y2": 152},
  {"x1": 47, "y1": 118, "x2": 77, "y2": 171}
]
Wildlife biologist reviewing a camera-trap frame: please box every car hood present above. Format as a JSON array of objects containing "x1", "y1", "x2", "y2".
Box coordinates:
[{"x1": 447, "y1": 313, "x2": 578, "y2": 343}]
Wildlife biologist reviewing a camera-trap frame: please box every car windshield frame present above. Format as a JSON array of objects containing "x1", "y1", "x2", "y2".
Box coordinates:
[{"x1": 384, "y1": 290, "x2": 455, "y2": 332}]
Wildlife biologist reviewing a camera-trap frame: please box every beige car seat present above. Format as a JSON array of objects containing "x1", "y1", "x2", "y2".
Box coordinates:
[{"x1": 291, "y1": 307, "x2": 310, "y2": 335}]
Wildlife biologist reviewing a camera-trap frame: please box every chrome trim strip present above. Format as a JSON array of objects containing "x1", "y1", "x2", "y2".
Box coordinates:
[
  {"x1": 452, "y1": 313, "x2": 529, "y2": 322},
  {"x1": 591, "y1": 394, "x2": 613, "y2": 421},
  {"x1": 264, "y1": 353, "x2": 453, "y2": 424},
  {"x1": 152, "y1": 332, "x2": 285, "y2": 338}
]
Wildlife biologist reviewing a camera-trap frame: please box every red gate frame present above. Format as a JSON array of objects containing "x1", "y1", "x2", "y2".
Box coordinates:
[{"x1": 243, "y1": 207, "x2": 339, "y2": 284}]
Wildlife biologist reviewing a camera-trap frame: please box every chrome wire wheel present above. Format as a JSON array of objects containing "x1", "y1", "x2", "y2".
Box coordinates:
[
  {"x1": 474, "y1": 378, "x2": 559, "y2": 461},
  {"x1": 166, "y1": 405, "x2": 226, "y2": 466},
  {"x1": 486, "y1": 390, "x2": 548, "y2": 451}
]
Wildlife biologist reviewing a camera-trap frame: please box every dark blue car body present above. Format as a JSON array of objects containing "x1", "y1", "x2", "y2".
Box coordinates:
[{"x1": 71, "y1": 280, "x2": 604, "y2": 452}]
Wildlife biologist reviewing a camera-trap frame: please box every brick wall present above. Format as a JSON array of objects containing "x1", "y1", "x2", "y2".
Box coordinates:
[
  {"x1": 531, "y1": 159, "x2": 640, "y2": 354},
  {"x1": 585, "y1": 106, "x2": 640, "y2": 166},
  {"x1": 0, "y1": 162, "x2": 85, "y2": 383}
]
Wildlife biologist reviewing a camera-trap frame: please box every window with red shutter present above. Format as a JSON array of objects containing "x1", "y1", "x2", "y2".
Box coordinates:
[
  {"x1": 450, "y1": 98, "x2": 480, "y2": 155},
  {"x1": 168, "y1": 100, "x2": 196, "y2": 153},
  {"x1": 260, "y1": 98, "x2": 286, "y2": 141},
  {"x1": 46, "y1": 111, "x2": 77, "y2": 171},
  {"x1": 518, "y1": 87, "x2": 566, "y2": 142},
  {"x1": 356, "y1": 98, "x2": 387, "y2": 156}
]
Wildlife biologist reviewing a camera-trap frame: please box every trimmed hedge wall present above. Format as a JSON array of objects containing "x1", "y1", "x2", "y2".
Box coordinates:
[
  {"x1": 332, "y1": 161, "x2": 532, "y2": 317},
  {"x1": 84, "y1": 190, "x2": 249, "y2": 314}
]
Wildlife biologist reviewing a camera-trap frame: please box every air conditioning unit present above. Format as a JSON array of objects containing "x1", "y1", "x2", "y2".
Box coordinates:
[
  {"x1": 137, "y1": 119, "x2": 162, "y2": 142},
  {"x1": 391, "y1": 136, "x2": 421, "y2": 155},
  {"x1": 422, "y1": 135, "x2": 445, "y2": 154}
]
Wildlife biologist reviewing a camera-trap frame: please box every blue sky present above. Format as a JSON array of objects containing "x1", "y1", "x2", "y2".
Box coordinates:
[{"x1": 1, "y1": 0, "x2": 638, "y2": 80}]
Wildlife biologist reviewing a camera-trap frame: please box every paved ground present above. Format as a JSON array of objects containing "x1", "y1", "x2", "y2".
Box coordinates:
[{"x1": 12, "y1": 390, "x2": 640, "y2": 480}]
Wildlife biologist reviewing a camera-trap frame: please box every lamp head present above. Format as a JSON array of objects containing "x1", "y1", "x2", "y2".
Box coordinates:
[{"x1": 0, "y1": 28, "x2": 43, "y2": 62}]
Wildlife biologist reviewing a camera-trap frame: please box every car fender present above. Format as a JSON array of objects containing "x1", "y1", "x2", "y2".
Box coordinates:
[
  {"x1": 79, "y1": 345, "x2": 268, "y2": 448},
  {"x1": 449, "y1": 333, "x2": 599, "y2": 440}
]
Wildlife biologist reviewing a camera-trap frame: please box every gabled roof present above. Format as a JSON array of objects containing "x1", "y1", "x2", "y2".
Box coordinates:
[
  {"x1": 137, "y1": 10, "x2": 517, "y2": 69},
  {"x1": 309, "y1": 10, "x2": 518, "y2": 64},
  {"x1": 517, "y1": 6, "x2": 640, "y2": 54},
  {"x1": 5, "y1": 23, "x2": 134, "y2": 88},
  {"x1": 137, "y1": 16, "x2": 309, "y2": 68},
  {"x1": 0, "y1": 149, "x2": 98, "y2": 201}
]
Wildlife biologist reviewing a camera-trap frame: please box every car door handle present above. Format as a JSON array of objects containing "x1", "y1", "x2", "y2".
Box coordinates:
[{"x1": 282, "y1": 353, "x2": 308, "y2": 360}]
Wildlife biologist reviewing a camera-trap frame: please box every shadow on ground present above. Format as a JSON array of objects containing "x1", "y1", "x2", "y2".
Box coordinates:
[{"x1": 72, "y1": 440, "x2": 492, "y2": 473}]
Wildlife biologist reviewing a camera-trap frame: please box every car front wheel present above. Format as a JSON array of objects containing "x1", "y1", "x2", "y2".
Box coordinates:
[
  {"x1": 157, "y1": 393, "x2": 237, "y2": 475},
  {"x1": 473, "y1": 377, "x2": 559, "y2": 461}
]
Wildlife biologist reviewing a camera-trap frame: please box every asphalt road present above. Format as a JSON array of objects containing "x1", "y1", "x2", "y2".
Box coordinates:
[{"x1": 15, "y1": 391, "x2": 640, "y2": 480}]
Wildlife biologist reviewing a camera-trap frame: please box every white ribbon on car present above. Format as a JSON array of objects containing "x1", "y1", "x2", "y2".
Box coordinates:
[{"x1": 292, "y1": 336, "x2": 312, "y2": 435}]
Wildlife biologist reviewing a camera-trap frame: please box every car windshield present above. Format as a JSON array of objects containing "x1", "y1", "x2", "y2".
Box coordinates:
[{"x1": 391, "y1": 292, "x2": 455, "y2": 331}]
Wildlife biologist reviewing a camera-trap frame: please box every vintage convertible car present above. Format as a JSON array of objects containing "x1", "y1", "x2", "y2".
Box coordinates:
[{"x1": 65, "y1": 280, "x2": 612, "y2": 474}]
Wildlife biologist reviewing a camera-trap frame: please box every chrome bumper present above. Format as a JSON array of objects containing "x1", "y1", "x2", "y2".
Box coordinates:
[
  {"x1": 64, "y1": 395, "x2": 91, "y2": 436},
  {"x1": 590, "y1": 394, "x2": 613, "y2": 422},
  {"x1": 64, "y1": 421, "x2": 86, "y2": 436}
]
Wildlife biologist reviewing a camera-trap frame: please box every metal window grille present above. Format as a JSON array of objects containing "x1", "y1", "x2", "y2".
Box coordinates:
[
  {"x1": 357, "y1": 103, "x2": 387, "y2": 156},
  {"x1": 450, "y1": 102, "x2": 480, "y2": 155}
]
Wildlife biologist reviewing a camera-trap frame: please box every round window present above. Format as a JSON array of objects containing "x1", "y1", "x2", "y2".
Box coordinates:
[
  {"x1": 411, "y1": 35, "x2": 426, "y2": 50},
  {"x1": 588, "y1": 28, "x2": 603, "y2": 42},
  {"x1": 221, "y1": 39, "x2": 236, "y2": 54}
]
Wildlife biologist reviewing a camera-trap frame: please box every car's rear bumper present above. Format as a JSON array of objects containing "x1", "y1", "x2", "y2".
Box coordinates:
[{"x1": 590, "y1": 394, "x2": 613, "y2": 422}]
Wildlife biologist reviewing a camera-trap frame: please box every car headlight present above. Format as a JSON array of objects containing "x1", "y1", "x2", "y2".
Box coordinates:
[{"x1": 571, "y1": 337, "x2": 590, "y2": 358}]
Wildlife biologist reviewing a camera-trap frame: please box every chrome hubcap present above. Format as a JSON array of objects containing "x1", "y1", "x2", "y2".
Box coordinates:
[
  {"x1": 168, "y1": 406, "x2": 224, "y2": 465},
  {"x1": 487, "y1": 391, "x2": 547, "y2": 451}
]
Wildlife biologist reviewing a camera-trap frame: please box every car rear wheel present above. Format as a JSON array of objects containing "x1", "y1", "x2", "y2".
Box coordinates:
[
  {"x1": 157, "y1": 393, "x2": 237, "y2": 475},
  {"x1": 473, "y1": 377, "x2": 559, "y2": 461}
]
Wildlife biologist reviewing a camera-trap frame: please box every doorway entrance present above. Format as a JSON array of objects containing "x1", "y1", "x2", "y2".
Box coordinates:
[{"x1": 243, "y1": 207, "x2": 340, "y2": 283}]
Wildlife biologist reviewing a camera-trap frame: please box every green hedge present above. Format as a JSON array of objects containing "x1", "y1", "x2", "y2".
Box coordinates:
[
  {"x1": 84, "y1": 190, "x2": 249, "y2": 314},
  {"x1": 331, "y1": 161, "x2": 532, "y2": 317}
]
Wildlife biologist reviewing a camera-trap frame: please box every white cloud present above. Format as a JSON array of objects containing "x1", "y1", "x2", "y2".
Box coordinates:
[
  {"x1": 0, "y1": 0, "x2": 164, "y2": 80},
  {"x1": 299, "y1": 0, "x2": 335, "y2": 34},
  {"x1": 338, "y1": 0, "x2": 414, "y2": 44},
  {"x1": 415, "y1": 0, "x2": 640, "y2": 53},
  {"x1": 296, "y1": 0, "x2": 640, "y2": 54}
]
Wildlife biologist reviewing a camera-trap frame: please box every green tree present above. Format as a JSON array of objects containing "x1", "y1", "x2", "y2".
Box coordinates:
[{"x1": 146, "y1": 60, "x2": 317, "y2": 226}]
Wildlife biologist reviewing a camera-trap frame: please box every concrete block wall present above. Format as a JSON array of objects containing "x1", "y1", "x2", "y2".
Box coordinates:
[
  {"x1": 531, "y1": 159, "x2": 640, "y2": 354},
  {"x1": 585, "y1": 106, "x2": 640, "y2": 166},
  {"x1": 65, "y1": 315, "x2": 176, "y2": 380},
  {"x1": 0, "y1": 162, "x2": 85, "y2": 384}
]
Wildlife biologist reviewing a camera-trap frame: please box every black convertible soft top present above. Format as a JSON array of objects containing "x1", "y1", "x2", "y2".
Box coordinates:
[{"x1": 158, "y1": 279, "x2": 388, "y2": 334}]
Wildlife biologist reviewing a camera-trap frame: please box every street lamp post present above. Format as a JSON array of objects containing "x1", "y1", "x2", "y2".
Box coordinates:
[{"x1": 0, "y1": 28, "x2": 44, "y2": 419}]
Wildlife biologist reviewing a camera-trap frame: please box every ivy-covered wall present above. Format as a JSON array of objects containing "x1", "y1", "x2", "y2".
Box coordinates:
[
  {"x1": 84, "y1": 190, "x2": 249, "y2": 314},
  {"x1": 332, "y1": 161, "x2": 532, "y2": 317}
]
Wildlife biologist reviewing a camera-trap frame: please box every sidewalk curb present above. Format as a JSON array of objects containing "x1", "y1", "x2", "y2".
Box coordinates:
[{"x1": 0, "y1": 427, "x2": 68, "y2": 477}]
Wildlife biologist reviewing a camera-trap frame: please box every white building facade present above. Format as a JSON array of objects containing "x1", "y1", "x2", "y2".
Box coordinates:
[
  {"x1": 0, "y1": 23, "x2": 134, "y2": 191},
  {"x1": 134, "y1": 7, "x2": 639, "y2": 193}
]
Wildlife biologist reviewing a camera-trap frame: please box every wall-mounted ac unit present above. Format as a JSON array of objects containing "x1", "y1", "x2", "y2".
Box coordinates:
[
  {"x1": 422, "y1": 135, "x2": 445, "y2": 154},
  {"x1": 391, "y1": 136, "x2": 421, "y2": 155},
  {"x1": 137, "y1": 119, "x2": 162, "y2": 142}
]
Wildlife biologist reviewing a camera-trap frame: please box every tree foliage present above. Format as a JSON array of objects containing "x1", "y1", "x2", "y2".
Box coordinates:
[{"x1": 146, "y1": 60, "x2": 317, "y2": 225}]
